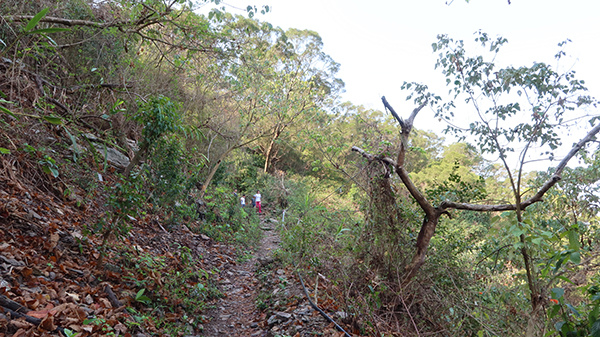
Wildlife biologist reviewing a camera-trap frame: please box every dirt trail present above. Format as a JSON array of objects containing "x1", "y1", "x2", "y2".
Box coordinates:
[
  {"x1": 202, "y1": 215, "x2": 342, "y2": 337},
  {"x1": 202, "y1": 216, "x2": 281, "y2": 336}
]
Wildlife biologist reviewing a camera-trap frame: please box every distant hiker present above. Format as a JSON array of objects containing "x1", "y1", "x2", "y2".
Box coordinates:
[
  {"x1": 240, "y1": 195, "x2": 246, "y2": 207},
  {"x1": 254, "y1": 190, "x2": 262, "y2": 214},
  {"x1": 251, "y1": 195, "x2": 256, "y2": 208}
]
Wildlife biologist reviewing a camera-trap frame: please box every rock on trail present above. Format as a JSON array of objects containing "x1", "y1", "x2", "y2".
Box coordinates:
[{"x1": 202, "y1": 217, "x2": 342, "y2": 337}]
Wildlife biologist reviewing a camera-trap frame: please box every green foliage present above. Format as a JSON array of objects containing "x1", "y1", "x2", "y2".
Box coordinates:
[
  {"x1": 0, "y1": 99, "x2": 17, "y2": 120},
  {"x1": 0, "y1": 7, "x2": 70, "y2": 59},
  {"x1": 95, "y1": 172, "x2": 145, "y2": 264},
  {"x1": 144, "y1": 135, "x2": 194, "y2": 224},
  {"x1": 391, "y1": 32, "x2": 600, "y2": 335},
  {"x1": 118, "y1": 244, "x2": 222, "y2": 326},
  {"x1": 2, "y1": 2, "x2": 597, "y2": 335},
  {"x1": 24, "y1": 8, "x2": 50, "y2": 32},
  {"x1": 196, "y1": 184, "x2": 263, "y2": 247},
  {"x1": 135, "y1": 288, "x2": 152, "y2": 305},
  {"x1": 224, "y1": 151, "x2": 264, "y2": 192},
  {"x1": 547, "y1": 276, "x2": 600, "y2": 337},
  {"x1": 62, "y1": 328, "x2": 79, "y2": 337},
  {"x1": 430, "y1": 32, "x2": 595, "y2": 162},
  {"x1": 135, "y1": 96, "x2": 182, "y2": 146},
  {"x1": 106, "y1": 175, "x2": 145, "y2": 226},
  {"x1": 424, "y1": 160, "x2": 487, "y2": 204},
  {"x1": 20, "y1": 143, "x2": 60, "y2": 178},
  {"x1": 82, "y1": 317, "x2": 114, "y2": 335},
  {"x1": 39, "y1": 154, "x2": 59, "y2": 178}
]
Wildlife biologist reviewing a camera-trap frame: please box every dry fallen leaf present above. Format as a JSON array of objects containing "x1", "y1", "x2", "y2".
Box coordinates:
[
  {"x1": 9, "y1": 319, "x2": 32, "y2": 329},
  {"x1": 99, "y1": 297, "x2": 112, "y2": 308},
  {"x1": 12, "y1": 328, "x2": 28, "y2": 337},
  {"x1": 50, "y1": 233, "x2": 59, "y2": 249},
  {"x1": 66, "y1": 292, "x2": 80, "y2": 302},
  {"x1": 68, "y1": 324, "x2": 82, "y2": 332},
  {"x1": 114, "y1": 322, "x2": 127, "y2": 333},
  {"x1": 40, "y1": 314, "x2": 56, "y2": 331}
]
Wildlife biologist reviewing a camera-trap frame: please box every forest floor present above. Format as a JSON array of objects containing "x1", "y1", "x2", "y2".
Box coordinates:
[{"x1": 0, "y1": 174, "x2": 351, "y2": 336}]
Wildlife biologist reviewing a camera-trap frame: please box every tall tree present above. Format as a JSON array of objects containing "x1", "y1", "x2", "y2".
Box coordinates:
[
  {"x1": 195, "y1": 15, "x2": 343, "y2": 194},
  {"x1": 257, "y1": 28, "x2": 343, "y2": 173}
]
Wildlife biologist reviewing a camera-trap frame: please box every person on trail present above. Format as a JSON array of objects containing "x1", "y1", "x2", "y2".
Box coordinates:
[
  {"x1": 240, "y1": 195, "x2": 246, "y2": 207},
  {"x1": 251, "y1": 195, "x2": 256, "y2": 208},
  {"x1": 254, "y1": 190, "x2": 262, "y2": 214}
]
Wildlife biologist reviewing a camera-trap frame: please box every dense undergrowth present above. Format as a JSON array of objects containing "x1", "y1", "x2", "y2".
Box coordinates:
[{"x1": 1, "y1": 1, "x2": 600, "y2": 337}]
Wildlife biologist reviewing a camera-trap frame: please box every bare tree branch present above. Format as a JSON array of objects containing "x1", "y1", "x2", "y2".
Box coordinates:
[
  {"x1": 3, "y1": 15, "x2": 129, "y2": 29},
  {"x1": 441, "y1": 122, "x2": 600, "y2": 211},
  {"x1": 352, "y1": 95, "x2": 600, "y2": 283},
  {"x1": 2, "y1": 14, "x2": 214, "y2": 54},
  {"x1": 382, "y1": 96, "x2": 427, "y2": 167},
  {"x1": 382, "y1": 96, "x2": 404, "y2": 128}
]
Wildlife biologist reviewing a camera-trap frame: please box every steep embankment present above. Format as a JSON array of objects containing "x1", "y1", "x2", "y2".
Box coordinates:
[{"x1": 0, "y1": 176, "x2": 349, "y2": 337}]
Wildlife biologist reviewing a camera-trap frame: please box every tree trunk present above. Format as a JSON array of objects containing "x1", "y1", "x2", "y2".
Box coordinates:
[
  {"x1": 403, "y1": 215, "x2": 441, "y2": 283},
  {"x1": 199, "y1": 147, "x2": 234, "y2": 199},
  {"x1": 263, "y1": 137, "x2": 275, "y2": 173},
  {"x1": 264, "y1": 129, "x2": 282, "y2": 173},
  {"x1": 123, "y1": 140, "x2": 149, "y2": 178}
]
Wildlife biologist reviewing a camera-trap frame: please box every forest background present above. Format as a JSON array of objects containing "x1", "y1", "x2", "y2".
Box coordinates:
[{"x1": 0, "y1": 0, "x2": 599, "y2": 336}]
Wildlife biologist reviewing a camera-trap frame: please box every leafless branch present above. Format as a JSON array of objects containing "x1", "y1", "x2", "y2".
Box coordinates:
[
  {"x1": 352, "y1": 96, "x2": 600, "y2": 282},
  {"x1": 382, "y1": 96, "x2": 404, "y2": 128},
  {"x1": 3, "y1": 15, "x2": 129, "y2": 29},
  {"x1": 440, "y1": 122, "x2": 600, "y2": 211}
]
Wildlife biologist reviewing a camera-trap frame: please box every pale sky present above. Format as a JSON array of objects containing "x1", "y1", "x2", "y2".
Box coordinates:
[
  {"x1": 198, "y1": 1, "x2": 600, "y2": 171},
  {"x1": 209, "y1": 0, "x2": 600, "y2": 133}
]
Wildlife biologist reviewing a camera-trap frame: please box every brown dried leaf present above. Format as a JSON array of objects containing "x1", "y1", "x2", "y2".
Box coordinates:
[
  {"x1": 114, "y1": 322, "x2": 127, "y2": 333},
  {"x1": 62, "y1": 317, "x2": 80, "y2": 325},
  {"x1": 26, "y1": 311, "x2": 47, "y2": 319},
  {"x1": 12, "y1": 328, "x2": 29, "y2": 337},
  {"x1": 49, "y1": 233, "x2": 59, "y2": 249},
  {"x1": 99, "y1": 297, "x2": 112, "y2": 308},
  {"x1": 40, "y1": 314, "x2": 56, "y2": 331},
  {"x1": 20, "y1": 267, "x2": 33, "y2": 279},
  {"x1": 65, "y1": 292, "x2": 79, "y2": 302},
  {"x1": 68, "y1": 324, "x2": 82, "y2": 332},
  {"x1": 10, "y1": 318, "x2": 33, "y2": 329}
]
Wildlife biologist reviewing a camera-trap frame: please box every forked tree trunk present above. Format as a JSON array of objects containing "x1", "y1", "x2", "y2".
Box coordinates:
[{"x1": 353, "y1": 97, "x2": 600, "y2": 293}]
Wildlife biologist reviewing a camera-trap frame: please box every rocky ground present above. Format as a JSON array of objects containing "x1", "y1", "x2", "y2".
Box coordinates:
[{"x1": 202, "y1": 216, "x2": 348, "y2": 337}]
